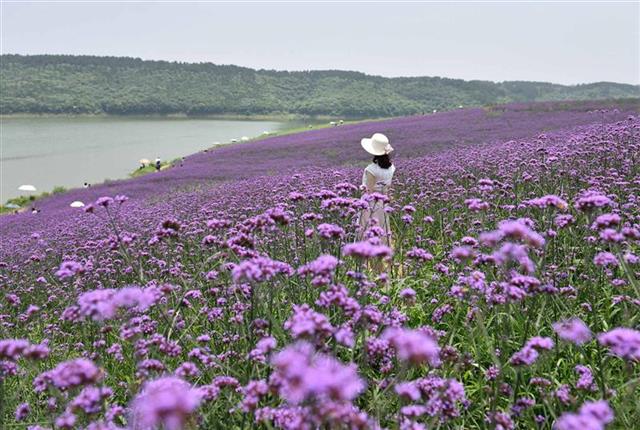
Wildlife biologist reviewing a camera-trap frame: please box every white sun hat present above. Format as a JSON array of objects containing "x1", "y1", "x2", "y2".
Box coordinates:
[
  {"x1": 361, "y1": 133, "x2": 394, "y2": 156},
  {"x1": 70, "y1": 201, "x2": 85, "y2": 208}
]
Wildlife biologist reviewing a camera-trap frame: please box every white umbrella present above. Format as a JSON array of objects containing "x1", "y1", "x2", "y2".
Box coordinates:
[
  {"x1": 139, "y1": 158, "x2": 150, "y2": 166},
  {"x1": 240, "y1": 136, "x2": 249, "y2": 142},
  {"x1": 18, "y1": 184, "x2": 37, "y2": 192},
  {"x1": 70, "y1": 201, "x2": 85, "y2": 208}
]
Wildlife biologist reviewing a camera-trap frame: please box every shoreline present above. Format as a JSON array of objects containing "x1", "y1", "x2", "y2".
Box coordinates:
[{"x1": 0, "y1": 116, "x2": 378, "y2": 214}]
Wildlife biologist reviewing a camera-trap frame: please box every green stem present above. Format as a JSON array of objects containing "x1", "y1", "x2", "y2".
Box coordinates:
[{"x1": 0, "y1": 378, "x2": 4, "y2": 429}]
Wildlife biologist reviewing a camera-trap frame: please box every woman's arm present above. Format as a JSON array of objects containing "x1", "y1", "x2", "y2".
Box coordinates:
[{"x1": 363, "y1": 170, "x2": 377, "y2": 193}]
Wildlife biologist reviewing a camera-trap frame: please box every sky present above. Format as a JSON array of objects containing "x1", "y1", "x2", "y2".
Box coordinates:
[{"x1": 1, "y1": 1, "x2": 639, "y2": 85}]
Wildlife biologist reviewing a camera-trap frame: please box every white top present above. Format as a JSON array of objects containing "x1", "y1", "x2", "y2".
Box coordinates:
[{"x1": 362, "y1": 163, "x2": 395, "y2": 193}]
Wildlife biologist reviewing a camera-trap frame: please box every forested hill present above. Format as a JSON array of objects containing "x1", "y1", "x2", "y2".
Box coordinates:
[{"x1": 2, "y1": 54, "x2": 639, "y2": 117}]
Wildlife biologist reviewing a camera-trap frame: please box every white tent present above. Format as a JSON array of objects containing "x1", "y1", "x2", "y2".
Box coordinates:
[{"x1": 18, "y1": 184, "x2": 37, "y2": 192}]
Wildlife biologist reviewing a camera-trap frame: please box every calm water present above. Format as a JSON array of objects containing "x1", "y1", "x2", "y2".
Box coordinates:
[{"x1": 0, "y1": 117, "x2": 293, "y2": 202}]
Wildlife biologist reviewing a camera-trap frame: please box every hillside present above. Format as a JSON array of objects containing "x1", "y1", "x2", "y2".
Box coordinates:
[
  {"x1": 1, "y1": 54, "x2": 639, "y2": 117},
  {"x1": 1, "y1": 101, "x2": 639, "y2": 428}
]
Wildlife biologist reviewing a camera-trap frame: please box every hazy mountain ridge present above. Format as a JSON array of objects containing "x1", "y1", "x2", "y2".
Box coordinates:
[{"x1": 2, "y1": 54, "x2": 638, "y2": 117}]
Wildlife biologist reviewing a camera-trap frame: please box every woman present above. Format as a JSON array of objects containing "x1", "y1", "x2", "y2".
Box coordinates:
[{"x1": 358, "y1": 133, "x2": 395, "y2": 246}]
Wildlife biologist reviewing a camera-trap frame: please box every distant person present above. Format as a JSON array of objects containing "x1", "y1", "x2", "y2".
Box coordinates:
[
  {"x1": 155, "y1": 157, "x2": 162, "y2": 171},
  {"x1": 358, "y1": 133, "x2": 395, "y2": 247}
]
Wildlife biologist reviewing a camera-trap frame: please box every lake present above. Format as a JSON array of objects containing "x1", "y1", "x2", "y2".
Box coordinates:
[{"x1": 0, "y1": 116, "x2": 297, "y2": 202}]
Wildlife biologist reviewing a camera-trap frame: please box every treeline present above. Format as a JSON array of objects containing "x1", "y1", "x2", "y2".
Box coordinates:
[{"x1": 1, "y1": 54, "x2": 639, "y2": 117}]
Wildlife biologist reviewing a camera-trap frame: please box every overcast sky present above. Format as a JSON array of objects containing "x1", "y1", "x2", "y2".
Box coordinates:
[{"x1": 1, "y1": 1, "x2": 638, "y2": 85}]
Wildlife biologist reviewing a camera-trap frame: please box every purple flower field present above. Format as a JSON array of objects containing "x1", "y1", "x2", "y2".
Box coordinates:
[{"x1": 1, "y1": 99, "x2": 639, "y2": 429}]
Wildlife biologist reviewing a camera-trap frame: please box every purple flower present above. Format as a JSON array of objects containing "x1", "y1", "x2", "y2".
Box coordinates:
[
  {"x1": 451, "y1": 246, "x2": 475, "y2": 262},
  {"x1": 554, "y1": 399, "x2": 613, "y2": 430},
  {"x1": 15, "y1": 402, "x2": 30, "y2": 421},
  {"x1": 131, "y1": 376, "x2": 201, "y2": 430},
  {"x1": 334, "y1": 326, "x2": 355, "y2": 347},
  {"x1": 55, "y1": 411, "x2": 77, "y2": 428},
  {"x1": 497, "y1": 219, "x2": 545, "y2": 248},
  {"x1": 527, "y1": 337, "x2": 554, "y2": 350},
  {"x1": 231, "y1": 256, "x2": 293, "y2": 283},
  {"x1": 77, "y1": 289, "x2": 117, "y2": 321},
  {"x1": 112, "y1": 287, "x2": 158, "y2": 312},
  {"x1": 78, "y1": 287, "x2": 157, "y2": 322},
  {"x1": 574, "y1": 191, "x2": 612, "y2": 212},
  {"x1": 597, "y1": 327, "x2": 640, "y2": 361},
  {"x1": 510, "y1": 336, "x2": 554, "y2": 366},
  {"x1": 492, "y1": 242, "x2": 536, "y2": 274},
  {"x1": 485, "y1": 365, "x2": 500, "y2": 381},
  {"x1": 395, "y1": 381, "x2": 421, "y2": 401},
  {"x1": 271, "y1": 341, "x2": 365, "y2": 404},
  {"x1": 406, "y1": 247, "x2": 434, "y2": 261},
  {"x1": 34, "y1": 358, "x2": 101, "y2": 392},
  {"x1": 305, "y1": 355, "x2": 366, "y2": 402},
  {"x1": 593, "y1": 252, "x2": 618, "y2": 267},
  {"x1": 55, "y1": 260, "x2": 84, "y2": 280},
  {"x1": 316, "y1": 223, "x2": 345, "y2": 240},
  {"x1": 297, "y1": 255, "x2": 339, "y2": 286},
  {"x1": 399, "y1": 288, "x2": 417, "y2": 303},
  {"x1": 574, "y1": 365, "x2": 597, "y2": 391},
  {"x1": 248, "y1": 336, "x2": 278, "y2": 362},
  {"x1": 525, "y1": 195, "x2": 568, "y2": 210},
  {"x1": 69, "y1": 386, "x2": 113, "y2": 414},
  {"x1": 382, "y1": 327, "x2": 441, "y2": 366},
  {"x1": 284, "y1": 304, "x2": 333, "y2": 340},
  {"x1": 95, "y1": 196, "x2": 114, "y2": 207},
  {"x1": 509, "y1": 346, "x2": 539, "y2": 366},
  {"x1": 239, "y1": 379, "x2": 269, "y2": 412},
  {"x1": 174, "y1": 362, "x2": 200, "y2": 379},
  {"x1": 487, "y1": 411, "x2": 514, "y2": 430},
  {"x1": 555, "y1": 214, "x2": 575, "y2": 228},
  {"x1": 0, "y1": 339, "x2": 30, "y2": 360},
  {"x1": 592, "y1": 213, "x2": 621, "y2": 229},
  {"x1": 465, "y1": 198, "x2": 490, "y2": 211},
  {"x1": 553, "y1": 318, "x2": 592, "y2": 345},
  {"x1": 343, "y1": 241, "x2": 393, "y2": 259}
]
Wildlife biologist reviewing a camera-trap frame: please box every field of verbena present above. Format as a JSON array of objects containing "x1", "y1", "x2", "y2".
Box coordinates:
[{"x1": 0, "y1": 101, "x2": 639, "y2": 429}]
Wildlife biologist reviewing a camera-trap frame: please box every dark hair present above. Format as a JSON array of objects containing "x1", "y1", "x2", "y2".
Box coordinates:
[{"x1": 373, "y1": 154, "x2": 393, "y2": 169}]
